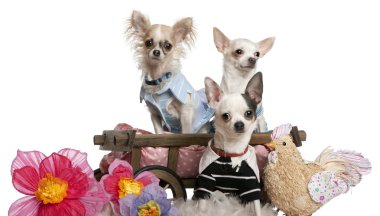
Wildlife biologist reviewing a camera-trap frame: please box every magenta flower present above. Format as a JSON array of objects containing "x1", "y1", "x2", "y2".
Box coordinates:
[
  {"x1": 119, "y1": 184, "x2": 178, "y2": 216},
  {"x1": 9, "y1": 149, "x2": 108, "y2": 216},
  {"x1": 100, "y1": 159, "x2": 160, "y2": 213}
]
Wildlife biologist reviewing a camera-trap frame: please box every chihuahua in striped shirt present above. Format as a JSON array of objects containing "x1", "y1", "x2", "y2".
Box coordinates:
[{"x1": 193, "y1": 72, "x2": 265, "y2": 216}]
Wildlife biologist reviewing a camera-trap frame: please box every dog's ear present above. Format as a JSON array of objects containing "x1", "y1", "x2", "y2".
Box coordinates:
[
  {"x1": 172, "y1": 17, "x2": 196, "y2": 47},
  {"x1": 205, "y1": 77, "x2": 223, "y2": 108},
  {"x1": 127, "y1": 10, "x2": 151, "y2": 38},
  {"x1": 257, "y1": 37, "x2": 275, "y2": 57},
  {"x1": 245, "y1": 72, "x2": 263, "y2": 105},
  {"x1": 213, "y1": 27, "x2": 230, "y2": 53}
]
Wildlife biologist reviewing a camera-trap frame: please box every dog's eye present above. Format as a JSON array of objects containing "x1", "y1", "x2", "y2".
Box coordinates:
[
  {"x1": 254, "y1": 51, "x2": 260, "y2": 57},
  {"x1": 222, "y1": 113, "x2": 231, "y2": 121},
  {"x1": 145, "y1": 39, "x2": 153, "y2": 48},
  {"x1": 163, "y1": 41, "x2": 172, "y2": 51},
  {"x1": 245, "y1": 110, "x2": 253, "y2": 118},
  {"x1": 235, "y1": 49, "x2": 244, "y2": 55}
]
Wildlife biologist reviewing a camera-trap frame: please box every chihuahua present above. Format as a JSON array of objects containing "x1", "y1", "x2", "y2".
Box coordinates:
[
  {"x1": 127, "y1": 11, "x2": 214, "y2": 134},
  {"x1": 213, "y1": 27, "x2": 274, "y2": 133},
  {"x1": 193, "y1": 72, "x2": 264, "y2": 216}
]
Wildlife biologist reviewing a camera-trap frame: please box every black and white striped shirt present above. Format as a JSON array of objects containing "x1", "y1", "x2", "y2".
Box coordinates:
[{"x1": 193, "y1": 156, "x2": 261, "y2": 204}]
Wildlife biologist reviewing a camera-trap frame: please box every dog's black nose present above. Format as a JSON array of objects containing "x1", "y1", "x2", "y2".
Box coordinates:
[
  {"x1": 234, "y1": 121, "x2": 245, "y2": 132},
  {"x1": 248, "y1": 57, "x2": 256, "y2": 64},
  {"x1": 153, "y1": 50, "x2": 160, "y2": 57}
]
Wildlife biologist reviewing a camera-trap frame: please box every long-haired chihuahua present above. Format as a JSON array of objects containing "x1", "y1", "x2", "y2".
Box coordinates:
[{"x1": 126, "y1": 10, "x2": 214, "y2": 134}]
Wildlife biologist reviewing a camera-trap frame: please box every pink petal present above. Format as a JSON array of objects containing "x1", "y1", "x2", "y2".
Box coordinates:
[
  {"x1": 100, "y1": 174, "x2": 120, "y2": 200},
  {"x1": 59, "y1": 167, "x2": 88, "y2": 198},
  {"x1": 39, "y1": 153, "x2": 72, "y2": 177},
  {"x1": 58, "y1": 149, "x2": 93, "y2": 178},
  {"x1": 108, "y1": 159, "x2": 133, "y2": 178},
  {"x1": 79, "y1": 178, "x2": 110, "y2": 216},
  {"x1": 12, "y1": 166, "x2": 40, "y2": 195},
  {"x1": 135, "y1": 171, "x2": 160, "y2": 186},
  {"x1": 38, "y1": 200, "x2": 85, "y2": 216},
  {"x1": 8, "y1": 196, "x2": 40, "y2": 216},
  {"x1": 11, "y1": 150, "x2": 46, "y2": 176}
]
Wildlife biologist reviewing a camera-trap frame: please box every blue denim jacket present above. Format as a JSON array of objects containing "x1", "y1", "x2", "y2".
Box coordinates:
[{"x1": 140, "y1": 73, "x2": 214, "y2": 133}]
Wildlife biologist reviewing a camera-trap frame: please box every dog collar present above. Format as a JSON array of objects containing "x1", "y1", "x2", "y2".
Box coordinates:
[
  {"x1": 211, "y1": 140, "x2": 249, "y2": 157},
  {"x1": 144, "y1": 72, "x2": 172, "y2": 85}
]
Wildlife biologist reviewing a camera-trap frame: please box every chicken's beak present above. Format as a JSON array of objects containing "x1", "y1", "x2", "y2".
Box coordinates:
[{"x1": 265, "y1": 141, "x2": 276, "y2": 151}]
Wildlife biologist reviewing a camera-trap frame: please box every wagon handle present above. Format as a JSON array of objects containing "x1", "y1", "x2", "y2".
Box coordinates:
[{"x1": 94, "y1": 130, "x2": 137, "y2": 152}]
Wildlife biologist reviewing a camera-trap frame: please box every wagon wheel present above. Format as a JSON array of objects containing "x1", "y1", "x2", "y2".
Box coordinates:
[
  {"x1": 134, "y1": 165, "x2": 187, "y2": 201},
  {"x1": 93, "y1": 168, "x2": 104, "y2": 182}
]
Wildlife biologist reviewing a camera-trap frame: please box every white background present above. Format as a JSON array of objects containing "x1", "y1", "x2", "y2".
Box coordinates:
[{"x1": 1, "y1": 0, "x2": 379, "y2": 215}]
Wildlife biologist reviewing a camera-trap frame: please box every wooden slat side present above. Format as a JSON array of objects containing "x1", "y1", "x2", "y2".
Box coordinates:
[
  {"x1": 133, "y1": 134, "x2": 212, "y2": 147},
  {"x1": 130, "y1": 148, "x2": 142, "y2": 172},
  {"x1": 167, "y1": 147, "x2": 179, "y2": 172},
  {"x1": 94, "y1": 128, "x2": 306, "y2": 150}
]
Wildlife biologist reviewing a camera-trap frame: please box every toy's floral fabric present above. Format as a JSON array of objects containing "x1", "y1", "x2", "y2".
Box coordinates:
[
  {"x1": 9, "y1": 149, "x2": 108, "y2": 216},
  {"x1": 308, "y1": 171, "x2": 348, "y2": 204}
]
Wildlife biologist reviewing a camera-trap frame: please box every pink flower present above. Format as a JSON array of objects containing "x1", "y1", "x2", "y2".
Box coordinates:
[
  {"x1": 100, "y1": 159, "x2": 159, "y2": 214},
  {"x1": 9, "y1": 149, "x2": 109, "y2": 216}
]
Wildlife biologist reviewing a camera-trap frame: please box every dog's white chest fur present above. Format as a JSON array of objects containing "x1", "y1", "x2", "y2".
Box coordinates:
[{"x1": 220, "y1": 63, "x2": 256, "y2": 94}]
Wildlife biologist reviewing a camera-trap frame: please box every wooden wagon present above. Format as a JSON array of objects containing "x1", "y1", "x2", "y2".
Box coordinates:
[{"x1": 93, "y1": 126, "x2": 306, "y2": 200}]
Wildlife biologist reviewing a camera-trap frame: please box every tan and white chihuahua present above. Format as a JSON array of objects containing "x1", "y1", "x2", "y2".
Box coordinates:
[
  {"x1": 127, "y1": 11, "x2": 214, "y2": 134},
  {"x1": 213, "y1": 27, "x2": 274, "y2": 133},
  {"x1": 192, "y1": 72, "x2": 265, "y2": 216}
]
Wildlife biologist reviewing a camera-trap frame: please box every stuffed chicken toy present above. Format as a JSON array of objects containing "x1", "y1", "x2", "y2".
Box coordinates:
[{"x1": 263, "y1": 124, "x2": 371, "y2": 216}]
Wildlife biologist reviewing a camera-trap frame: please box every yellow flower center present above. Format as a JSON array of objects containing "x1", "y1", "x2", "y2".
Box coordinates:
[
  {"x1": 35, "y1": 173, "x2": 68, "y2": 204},
  {"x1": 138, "y1": 200, "x2": 161, "y2": 216},
  {"x1": 118, "y1": 177, "x2": 144, "y2": 198}
]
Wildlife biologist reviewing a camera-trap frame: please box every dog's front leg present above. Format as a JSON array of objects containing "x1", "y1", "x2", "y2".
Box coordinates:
[
  {"x1": 246, "y1": 200, "x2": 262, "y2": 216},
  {"x1": 244, "y1": 200, "x2": 263, "y2": 216},
  {"x1": 254, "y1": 200, "x2": 262, "y2": 216},
  {"x1": 256, "y1": 115, "x2": 267, "y2": 133},
  {"x1": 180, "y1": 93, "x2": 195, "y2": 133},
  {"x1": 147, "y1": 105, "x2": 164, "y2": 133},
  {"x1": 151, "y1": 113, "x2": 164, "y2": 134}
]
